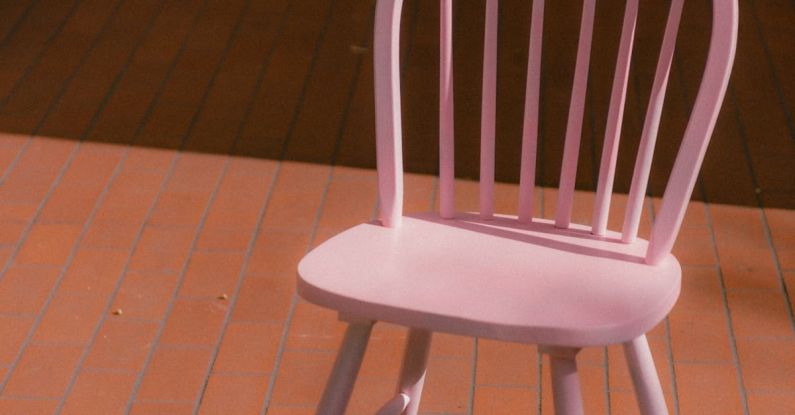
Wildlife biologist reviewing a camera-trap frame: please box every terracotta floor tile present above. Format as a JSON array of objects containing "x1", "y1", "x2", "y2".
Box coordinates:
[
  {"x1": 3, "y1": 343, "x2": 83, "y2": 398},
  {"x1": 675, "y1": 362, "x2": 745, "y2": 415},
  {"x1": 358, "y1": 332, "x2": 405, "y2": 379},
  {"x1": 403, "y1": 173, "x2": 436, "y2": 214},
  {"x1": 32, "y1": 293, "x2": 107, "y2": 345},
  {"x1": 269, "y1": 350, "x2": 335, "y2": 406},
  {"x1": 58, "y1": 247, "x2": 129, "y2": 296},
  {"x1": 473, "y1": 386, "x2": 536, "y2": 414},
  {"x1": 149, "y1": 191, "x2": 212, "y2": 227},
  {"x1": 316, "y1": 172, "x2": 377, "y2": 230},
  {"x1": 672, "y1": 225, "x2": 717, "y2": 266},
  {"x1": 60, "y1": 370, "x2": 137, "y2": 415},
  {"x1": 110, "y1": 271, "x2": 178, "y2": 321},
  {"x1": 14, "y1": 223, "x2": 82, "y2": 266},
  {"x1": 129, "y1": 225, "x2": 195, "y2": 273},
  {"x1": 247, "y1": 229, "x2": 310, "y2": 277},
  {"x1": 38, "y1": 183, "x2": 104, "y2": 224},
  {"x1": 136, "y1": 346, "x2": 213, "y2": 402},
  {"x1": 727, "y1": 289, "x2": 794, "y2": 338},
  {"x1": 285, "y1": 300, "x2": 345, "y2": 351},
  {"x1": 0, "y1": 398, "x2": 59, "y2": 415},
  {"x1": 129, "y1": 401, "x2": 194, "y2": 415},
  {"x1": 82, "y1": 222, "x2": 141, "y2": 249},
  {"x1": 0, "y1": 315, "x2": 33, "y2": 366},
  {"x1": 736, "y1": 337, "x2": 795, "y2": 392},
  {"x1": 179, "y1": 251, "x2": 244, "y2": 298},
  {"x1": 195, "y1": 228, "x2": 252, "y2": 252},
  {"x1": 347, "y1": 376, "x2": 397, "y2": 414},
  {"x1": 203, "y1": 173, "x2": 272, "y2": 231},
  {"x1": 264, "y1": 406, "x2": 315, "y2": 415},
  {"x1": 418, "y1": 357, "x2": 471, "y2": 414},
  {"x1": 673, "y1": 266, "x2": 725, "y2": 314},
  {"x1": 232, "y1": 275, "x2": 294, "y2": 323},
  {"x1": 669, "y1": 311, "x2": 734, "y2": 362},
  {"x1": 429, "y1": 333, "x2": 473, "y2": 359},
  {"x1": 719, "y1": 244, "x2": 782, "y2": 290},
  {"x1": 198, "y1": 373, "x2": 269, "y2": 415},
  {"x1": 746, "y1": 391, "x2": 795, "y2": 414},
  {"x1": 0, "y1": 266, "x2": 60, "y2": 315},
  {"x1": 476, "y1": 339, "x2": 537, "y2": 386},
  {"x1": 83, "y1": 319, "x2": 159, "y2": 371},
  {"x1": 0, "y1": 202, "x2": 38, "y2": 223},
  {"x1": 0, "y1": 221, "x2": 24, "y2": 246},
  {"x1": 212, "y1": 321, "x2": 282, "y2": 374},
  {"x1": 159, "y1": 299, "x2": 228, "y2": 346}
]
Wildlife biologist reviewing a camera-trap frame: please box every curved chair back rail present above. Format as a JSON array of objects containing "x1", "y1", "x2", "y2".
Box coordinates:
[{"x1": 373, "y1": 0, "x2": 738, "y2": 265}]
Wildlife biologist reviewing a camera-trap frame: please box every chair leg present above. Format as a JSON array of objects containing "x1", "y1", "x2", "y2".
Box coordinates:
[
  {"x1": 542, "y1": 346, "x2": 584, "y2": 415},
  {"x1": 396, "y1": 329, "x2": 432, "y2": 415},
  {"x1": 316, "y1": 321, "x2": 374, "y2": 415},
  {"x1": 623, "y1": 335, "x2": 668, "y2": 415}
]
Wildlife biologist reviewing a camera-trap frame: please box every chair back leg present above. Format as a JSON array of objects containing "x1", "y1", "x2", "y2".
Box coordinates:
[
  {"x1": 624, "y1": 335, "x2": 668, "y2": 414},
  {"x1": 542, "y1": 346, "x2": 584, "y2": 415},
  {"x1": 316, "y1": 321, "x2": 374, "y2": 415},
  {"x1": 397, "y1": 329, "x2": 432, "y2": 415}
]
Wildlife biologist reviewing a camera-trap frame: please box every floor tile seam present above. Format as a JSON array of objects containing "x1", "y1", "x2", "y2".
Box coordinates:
[
  {"x1": 467, "y1": 338, "x2": 478, "y2": 415},
  {"x1": 256, "y1": 0, "x2": 345, "y2": 413},
  {"x1": 43, "y1": 0, "x2": 215, "y2": 411},
  {"x1": 116, "y1": 0, "x2": 269, "y2": 409},
  {"x1": 0, "y1": 394, "x2": 60, "y2": 401},
  {"x1": 474, "y1": 383, "x2": 538, "y2": 390},
  {"x1": 209, "y1": 370, "x2": 271, "y2": 377},
  {"x1": 746, "y1": 0, "x2": 795, "y2": 144},
  {"x1": 726, "y1": 86, "x2": 795, "y2": 336},
  {"x1": 0, "y1": 0, "x2": 125, "y2": 278},
  {"x1": 191, "y1": 156, "x2": 280, "y2": 409},
  {"x1": 732, "y1": 335, "x2": 795, "y2": 341},
  {"x1": 0, "y1": 0, "x2": 144, "y2": 398},
  {"x1": 162, "y1": 1, "x2": 297, "y2": 413},
  {"x1": 0, "y1": 0, "x2": 82, "y2": 112},
  {"x1": 701, "y1": 198, "x2": 751, "y2": 415},
  {"x1": 0, "y1": 0, "x2": 40, "y2": 49},
  {"x1": 744, "y1": 389, "x2": 795, "y2": 396}
]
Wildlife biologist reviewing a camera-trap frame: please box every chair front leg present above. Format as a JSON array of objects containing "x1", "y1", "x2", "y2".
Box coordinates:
[
  {"x1": 396, "y1": 328, "x2": 432, "y2": 415},
  {"x1": 542, "y1": 346, "x2": 584, "y2": 415},
  {"x1": 316, "y1": 321, "x2": 374, "y2": 415},
  {"x1": 623, "y1": 335, "x2": 668, "y2": 415}
]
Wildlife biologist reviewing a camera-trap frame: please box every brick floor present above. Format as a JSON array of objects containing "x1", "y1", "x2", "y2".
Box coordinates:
[{"x1": 0, "y1": 0, "x2": 793, "y2": 414}]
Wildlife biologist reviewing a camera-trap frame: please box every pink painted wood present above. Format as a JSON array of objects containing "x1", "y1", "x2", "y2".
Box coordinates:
[{"x1": 300, "y1": 1, "x2": 737, "y2": 413}]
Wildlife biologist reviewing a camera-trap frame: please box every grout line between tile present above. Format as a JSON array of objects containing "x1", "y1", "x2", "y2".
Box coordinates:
[
  {"x1": 253, "y1": 0, "x2": 343, "y2": 413},
  {"x1": 92, "y1": 1, "x2": 261, "y2": 412},
  {"x1": 747, "y1": 0, "x2": 795, "y2": 144},
  {"x1": 0, "y1": 0, "x2": 133, "y2": 395},
  {"x1": 467, "y1": 338, "x2": 477, "y2": 415},
  {"x1": 726, "y1": 86, "x2": 795, "y2": 336},
  {"x1": 0, "y1": 0, "x2": 82, "y2": 113},
  {"x1": 701, "y1": 188, "x2": 751, "y2": 415},
  {"x1": 0, "y1": 0, "x2": 41, "y2": 49},
  {"x1": 191, "y1": 3, "x2": 297, "y2": 412}
]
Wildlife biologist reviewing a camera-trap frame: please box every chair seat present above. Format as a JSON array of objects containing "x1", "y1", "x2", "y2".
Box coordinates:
[{"x1": 297, "y1": 212, "x2": 681, "y2": 347}]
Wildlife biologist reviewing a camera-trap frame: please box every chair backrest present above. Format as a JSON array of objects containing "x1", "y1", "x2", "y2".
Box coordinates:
[{"x1": 372, "y1": 0, "x2": 738, "y2": 265}]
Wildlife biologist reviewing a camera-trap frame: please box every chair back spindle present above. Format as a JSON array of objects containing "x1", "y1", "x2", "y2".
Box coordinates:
[
  {"x1": 373, "y1": 0, "x2": 738, "y2": 265},
  {"x1": 517, "y1": 0, "x2": 544, "y2": 223},
  {"x1": 480, "y1": 0, "x2": 499, "y2": 219},
  {"x1": 591, "y1": 0, "x2": 639, "y2": 237},
  {"x1": 439, "y1": 0, "x2": 455, "y2": 219},
  {"x1": 622, "y1": 0, "x2": 685, "y2": 243}
]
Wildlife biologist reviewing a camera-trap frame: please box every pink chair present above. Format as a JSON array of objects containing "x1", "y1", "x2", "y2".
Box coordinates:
[{"x1": 298, "y1": 0, "x2": 737, "y2": 413}]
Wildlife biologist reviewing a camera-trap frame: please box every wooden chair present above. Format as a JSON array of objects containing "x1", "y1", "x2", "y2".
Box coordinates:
[{"x1": 298, "y1": 0, "x2": 738, "y2": 413}]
